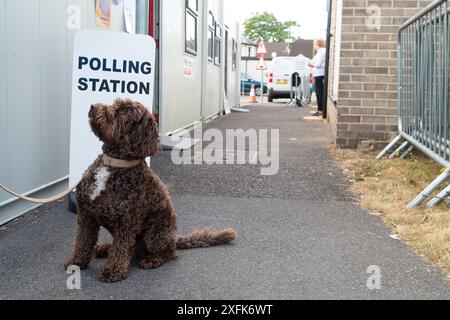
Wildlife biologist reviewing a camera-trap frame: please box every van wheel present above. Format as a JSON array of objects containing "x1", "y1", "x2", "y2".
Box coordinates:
[{"x1": 255, "y1": 87, "x2": 262, "y2": 96}]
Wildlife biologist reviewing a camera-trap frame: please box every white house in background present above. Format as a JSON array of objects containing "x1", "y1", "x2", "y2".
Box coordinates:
[{"x1": 241, "y1": 35, "x2": 257, "y2": 58}]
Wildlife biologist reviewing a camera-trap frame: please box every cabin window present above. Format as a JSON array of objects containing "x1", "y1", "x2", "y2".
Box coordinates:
[
  {"x1": 185, "y1": 0, "x2": 198, "y2": 55},
  {"x1": 208, "y1": 11, "x2": 214, "y2": 27},
  {"x1": 214, "y1": 23, "x2": 222, "y2": 65},
  {"x1": 232, "y1": 39, "x2": 237, "y2": 71},
  {"x1": 208, "y1": 12, "x2": 214, "y2": 61}
]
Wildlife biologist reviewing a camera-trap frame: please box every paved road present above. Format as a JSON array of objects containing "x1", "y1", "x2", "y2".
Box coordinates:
[{"x1": 1, "y1": 102, "x2": 450, "y2": 299}]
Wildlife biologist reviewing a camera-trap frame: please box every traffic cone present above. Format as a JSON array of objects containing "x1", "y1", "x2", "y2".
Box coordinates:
[{"x1": 248, "y1": 84, "x2": 257, "y2": 103}]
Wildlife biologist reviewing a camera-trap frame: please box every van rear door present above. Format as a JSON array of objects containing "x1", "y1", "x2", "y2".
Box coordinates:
[{"x1": 271, "y1": 57, "x2": 296, "y2": 93}]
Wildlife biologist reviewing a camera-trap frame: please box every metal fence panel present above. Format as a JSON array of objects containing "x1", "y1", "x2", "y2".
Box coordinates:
[{"x1": 377, "y1": 0, "x2": 450, "y2": 208}]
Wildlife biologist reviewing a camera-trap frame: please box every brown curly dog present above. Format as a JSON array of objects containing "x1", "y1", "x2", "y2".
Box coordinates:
[{"x1": 64, "y1": 98, "x2": 236, "y2": 283}]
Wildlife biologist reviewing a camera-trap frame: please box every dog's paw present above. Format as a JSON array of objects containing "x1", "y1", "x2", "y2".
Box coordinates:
[
  {"x1": 139, "y1": 257, "x2": 164, "y2": 270},
  {"x1": 64, "y1": 259, "x2": 89, "y2": 270},
  {"x1": 99, "y1": 265, "x2": 128, "y2": 283},
  {"x1": 94, "y1": 243, "x2": 111, "y2": 259}
]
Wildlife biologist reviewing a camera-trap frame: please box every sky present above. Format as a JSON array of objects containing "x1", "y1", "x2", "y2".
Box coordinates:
[{"x1": 226, "y1": 0, "x2": 328, "y2": 40}]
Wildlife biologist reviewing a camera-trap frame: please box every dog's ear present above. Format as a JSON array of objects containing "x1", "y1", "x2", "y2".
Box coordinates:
[{"x1": 140, "y1": 110, "x2": 161, "y2": 157}]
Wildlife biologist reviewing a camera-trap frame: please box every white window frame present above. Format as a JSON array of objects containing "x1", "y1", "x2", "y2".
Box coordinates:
[
  {"x1": 185, "y1": 0, "x2": 199, "y2": 56},
  {"x1": 208, "y1": 11, "x2": 215, "y2": 62},
  {"x1": 214, "y1": 22, "x2": 222, "y2": 65}
]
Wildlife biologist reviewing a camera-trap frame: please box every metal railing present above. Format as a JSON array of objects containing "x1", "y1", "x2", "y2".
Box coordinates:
[
  {"x1": 302, "y1": 75, "x2": 312, "y2": 105},
  {"x1": 285, "y1": 73, "x2": 311, "y2": 107},
  {"x1": 376, "y1": 0, "x2": 450, "y2": 208}
]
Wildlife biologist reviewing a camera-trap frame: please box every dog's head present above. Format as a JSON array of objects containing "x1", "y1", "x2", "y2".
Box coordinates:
[{"x1": 89, "y1": 98, "x2": 161, "y2": 160}]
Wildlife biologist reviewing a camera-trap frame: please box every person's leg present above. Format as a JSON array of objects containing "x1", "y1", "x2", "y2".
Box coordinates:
[
  {"x1": 314, "y1": 76, "x2": 325, "y2": 113},
  {"x1": 313, "y1": 76, "x2": 324, "y2": 116}
]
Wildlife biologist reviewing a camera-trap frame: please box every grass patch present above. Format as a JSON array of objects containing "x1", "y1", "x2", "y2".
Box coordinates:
[{"x1": 331, "y1": 145, "x2": 450, "y2": 279}]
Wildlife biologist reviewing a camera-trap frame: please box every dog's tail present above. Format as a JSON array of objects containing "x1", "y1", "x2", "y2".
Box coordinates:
[{"x1": 176, "y1": 228, "x2": 236, "y2": 250}]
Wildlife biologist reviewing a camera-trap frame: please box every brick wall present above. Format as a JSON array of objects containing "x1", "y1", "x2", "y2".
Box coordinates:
[{"x1": 329, "y1": 0, "x2": 432, "y2": 148}]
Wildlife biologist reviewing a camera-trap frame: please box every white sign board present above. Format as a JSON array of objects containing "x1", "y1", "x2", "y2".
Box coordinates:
[
  {"x1": 257, "y1": 40, "x2": 267, "y2": 55},
  {"x1": 69, "y1": 30, "x2": 156, "y2": 186},
  {"x1": 294, "y1": 55, "x2": 309, "y2": 77},
  {"x1": 256, "y1": 56, "x2": 267, "y2": 70}
]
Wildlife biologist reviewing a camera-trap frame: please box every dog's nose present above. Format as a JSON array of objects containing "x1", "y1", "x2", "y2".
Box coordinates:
[{"x1": 89, "y1": 105, "x2": 96, "y2": 117}]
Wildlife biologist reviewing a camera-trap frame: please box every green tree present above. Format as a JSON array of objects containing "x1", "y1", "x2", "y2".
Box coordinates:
[{"x1": 243, "y1": 12, "x2": 299, "y2": 43}]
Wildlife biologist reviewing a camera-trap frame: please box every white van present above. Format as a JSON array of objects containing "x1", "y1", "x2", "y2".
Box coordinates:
[{"x1": 268, "y1": 56, "x2": 310, "y2": 102}]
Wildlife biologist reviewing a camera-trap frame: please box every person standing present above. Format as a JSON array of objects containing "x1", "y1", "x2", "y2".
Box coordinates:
[{"x1": 308, "y1": 39, "x2": 326, "y2": 117}]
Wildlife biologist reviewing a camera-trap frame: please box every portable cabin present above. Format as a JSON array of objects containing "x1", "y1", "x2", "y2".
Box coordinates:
[
  {"x1": 0, "y1": 0, "x2": 241, "y2": 225},
  {"x1": 154, "y1": 0, "x2": 241, "y2": 135}
]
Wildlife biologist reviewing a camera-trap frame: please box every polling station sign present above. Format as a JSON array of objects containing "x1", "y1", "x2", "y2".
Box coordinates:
[{"x1": 69, "y1": 30, "x2": 155, "y2": 186}]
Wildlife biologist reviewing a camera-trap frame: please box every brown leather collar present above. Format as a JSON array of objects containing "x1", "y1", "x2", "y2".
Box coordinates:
[{"x1": 102, "y1": 154, "x2": 142, "y2": 168}]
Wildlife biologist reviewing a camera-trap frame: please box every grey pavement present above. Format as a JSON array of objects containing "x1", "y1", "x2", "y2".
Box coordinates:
[{"x1": 1, "y1": 101, "x2": 450, "y2": 300}]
